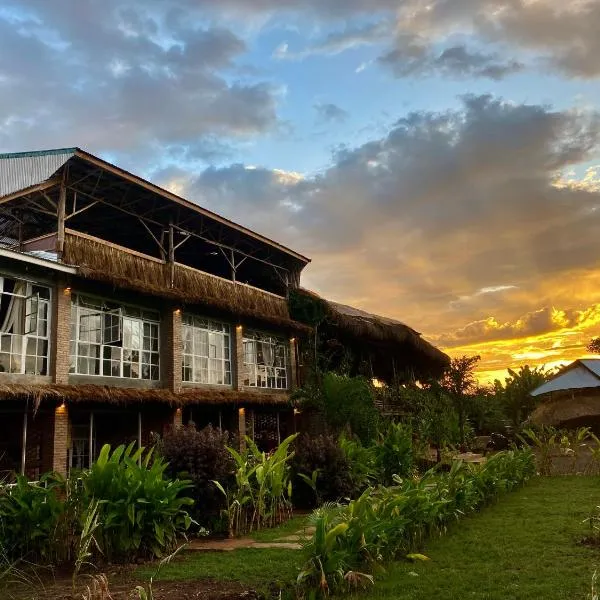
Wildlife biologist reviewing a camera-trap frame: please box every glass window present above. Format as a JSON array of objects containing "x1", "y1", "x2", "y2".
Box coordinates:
[
  {"x1": 242, "y1": 330, "x2": 288, "y2": 389},
  {"x1": 0, "y1": 276, "x2": 51, "y2": 375},
  {"x1": 70, "y1": 294, "x2": 160, "y2": 380},
  {"x1": 182, "y1": 315, "x2": 231, "y2": 386}
]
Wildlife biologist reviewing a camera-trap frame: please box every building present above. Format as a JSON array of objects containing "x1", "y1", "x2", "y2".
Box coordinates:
[
  {"x1": 0, "y1": 148, "x2": 448, "y2": 480},
  {"x1": 530, "y1": 359, "x2": 600, "y2": 429}
]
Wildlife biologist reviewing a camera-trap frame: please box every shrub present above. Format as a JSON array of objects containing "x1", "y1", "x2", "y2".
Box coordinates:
[
  {"x1": 214, "y1": 434, "x2": 297, "y2": 536},
  {"x1": 0, "y1": 473, "x2": 66, "y2": 564},
  {"x1": 292, "y1": 434, "x2": 356, "y2": 508},
  {"x1": 160, "y1": 424, "x2": 235, "y2": 526},
  {"x1": 80, "y1": 443, "x2": 194, "y2": 562},
  {"x1": 298, "y1": 448, "x2": 536, "y2": 597},
  {"x1": 373, "y1": 421, "x2": 413, "y2": 485},
  {"x1": 338, "y1": 434, "x2": 378, "y2": 492}
]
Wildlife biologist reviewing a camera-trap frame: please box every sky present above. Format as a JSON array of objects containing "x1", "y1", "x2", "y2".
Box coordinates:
[{"x1": 2, "y1": 0, "x2": 600, "y2": 383}]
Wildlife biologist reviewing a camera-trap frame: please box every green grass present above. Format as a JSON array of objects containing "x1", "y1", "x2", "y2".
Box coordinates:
[
  {"x1": 250, "y1": 514, "x2": 309, "y2": 542},
  {"x1": 364, "y1": 476, "x2": 600, "y2": 600},
  {"x1": 136, "y1": 477, "x2": 600, "y2": 599},
  {"x1": 137, "y1": 547, "x2": 300, "y2": 589}
]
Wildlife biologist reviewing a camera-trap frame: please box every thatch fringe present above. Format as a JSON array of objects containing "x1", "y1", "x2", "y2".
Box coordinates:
[
  {"x1": 295, "y1": 288, "x2": 449, "y2": 369},
  {"x1": 63, "y1": 232, "x2": 309, "y2": 331},
  {"x1": 0, "y1": 382, "x2": 290, "y2": 408}
]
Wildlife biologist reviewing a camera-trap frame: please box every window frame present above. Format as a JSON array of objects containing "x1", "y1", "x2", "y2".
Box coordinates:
[
  {"x1": 181, "y1": 314, "x2": 232, "y2": 386},
  {"x1": 70, "y1": 293, "x2": 160, "y2": 380},
  {"x1": 0, "y1": 276, "x2": 51, "y2": 376},
  {"x1": 242, "y1": 330, "x2": 288, "y2": 390}
]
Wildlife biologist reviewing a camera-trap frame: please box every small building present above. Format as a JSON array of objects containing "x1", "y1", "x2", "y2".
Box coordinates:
[
  {"x1": 0, "y1": 147, "x2": 448, "y2": 480},
  {"x1": 530, "y1": 359, "x2": 600, "y2": 429}
]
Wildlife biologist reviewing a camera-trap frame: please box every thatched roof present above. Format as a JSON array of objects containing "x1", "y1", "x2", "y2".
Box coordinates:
[
  {"x1": 63, "y1": 231, "x2": 310, "y2": 332},
  {"x1": 529, "y1": 390, "x2": 600, "y2": 426},
  {"x1": 0, "y1": 382, "x2": 290, "y2": 409},
  {"x1": 290, "y1": 288, "x2": 449, "y2": 379}
]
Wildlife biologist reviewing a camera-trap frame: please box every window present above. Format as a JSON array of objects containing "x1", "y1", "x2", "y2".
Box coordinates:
[
  {"x1": 182, "y1": 315, "x2": 231, "y2": 385},
  {"x1": 243, "y1": 330, "x2": 288, "y2": 389},
  {"x1": 70, "y1": 295, "x2": 160, "y2": 380},
  {"x1": 0, "y1": 276, "x2": 50, "y2": 375}
]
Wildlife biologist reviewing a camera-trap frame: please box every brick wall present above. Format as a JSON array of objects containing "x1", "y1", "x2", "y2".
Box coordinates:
[
  {"x1": 52, "y1": 282, "x2": 71, "y2": 384},
  {"x1": 233, "y1": 324, "x2": 244, "y2": 390},
  {"x1": 162, "y1": 306, "x2": 182, "y2": 393},
  {"x1": 52, "y1": 403, "x2": 69, "y2": 476},
  {"x1": 289, "y1": 337, "x2": 298, "y2": 390}
]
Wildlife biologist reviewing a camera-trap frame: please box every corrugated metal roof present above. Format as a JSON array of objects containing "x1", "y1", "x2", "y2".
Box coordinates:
[
  {"x1": 579, "y1": 359, "x2": 600, "y2": 377},
  {"x1": 531, "y1": 362, "x2": 600, "y2": 396},
  {"x1": 0, "y1": 148, "x2": 76, "y2": 198}
]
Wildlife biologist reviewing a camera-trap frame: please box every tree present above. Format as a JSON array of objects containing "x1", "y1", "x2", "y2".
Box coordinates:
[
  {"x1": 438, "y1": 355, "x2": 480, "y2": 445},
  {"x1": 495, "y1": 365, "x2": 549, "y2": 428},
  {"x1": 588, "y1": 338, "x2": 600, "y2": 354}
]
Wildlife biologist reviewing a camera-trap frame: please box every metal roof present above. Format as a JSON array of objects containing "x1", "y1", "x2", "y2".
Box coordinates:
[
  {"x1": 530, "y1": 359, "x2": 600, "y2": 396},
  {"x1": 0, "y1": 148, "x2": 75, "y2": 198}
]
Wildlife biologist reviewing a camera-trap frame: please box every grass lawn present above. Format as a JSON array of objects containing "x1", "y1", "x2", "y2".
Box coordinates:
[
  {"x1": 136, "y1": 477, "x2": 600, "y2": 599},
  {"x1": 365, "y1": 476, "x2": 600, "y2": 600}
]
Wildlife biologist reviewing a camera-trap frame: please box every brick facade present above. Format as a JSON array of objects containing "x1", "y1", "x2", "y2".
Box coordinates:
[
  {"x1": 52, "y1": 403, "x2": 69, "y2": 476},
  {"x1": 163, "y1": 306, "x2": 182, "y2": 393},
  {"x1": 52, "y1": 281, "x2": 72, "y2": 384},
  {"x1": 233, "y1": 324, "x2": 244, "y2": 390}
]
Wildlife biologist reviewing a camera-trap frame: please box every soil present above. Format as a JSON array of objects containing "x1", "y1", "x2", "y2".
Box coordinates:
[{"x1": 4, "y1": 571, "x2": 262, "y2": 600}]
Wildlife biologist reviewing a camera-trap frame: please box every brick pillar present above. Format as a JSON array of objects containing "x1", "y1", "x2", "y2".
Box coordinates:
[
  {"x1": 238, "y1": 407, "x2": 246, "y2": 450},
  {"x1": 52, "y1": 403, "x2": 69, "y2": 476},
  {"x1": 52, "y1": 282, "x2": 71, "y2": 384},
  {"x1": 289, "y1": 337, "x2": 298, "y2": 390},
  {"x1": 233, "y1": 324, "x2": 244, "y2": 390},
  {"x1": 173, "y1": 407, "x2": 183, "y2": 428},
  {"x1": 163, "y1": 307, "x2": 182, "y2": 393}
]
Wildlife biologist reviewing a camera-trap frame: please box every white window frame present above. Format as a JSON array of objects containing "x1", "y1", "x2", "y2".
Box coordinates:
[
  {"x1": 0, "y1": 276, "x2": 51, "y2": 376},
  {"x1": 182, "y1": 315, "x2": 232, "y2": 386},
  {"x1": 242, "y1": 330, "x2": 288, "y2": 390},
  {"x1": 70, "y1": 294, "x2": 160, "y2": 380}
]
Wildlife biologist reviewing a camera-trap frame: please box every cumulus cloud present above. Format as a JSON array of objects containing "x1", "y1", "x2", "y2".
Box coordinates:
[
  {"x1": 0, "y1": 1, "x2": 280, "y2": 159},
  {"x1": 169, "y1": 94, "x2": 600, "y2": 345}
]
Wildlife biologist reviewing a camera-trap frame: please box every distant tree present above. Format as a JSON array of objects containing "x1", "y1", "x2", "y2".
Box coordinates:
[
  {"x1": 495, "y1": 365, "x2": 550, "y2": 428},
  {"x1": 438, "y1": 355, "x2": 481, "y2": 445},
  {"x1": 588, "y1": 338, "x2": 600, "y2": 354}
]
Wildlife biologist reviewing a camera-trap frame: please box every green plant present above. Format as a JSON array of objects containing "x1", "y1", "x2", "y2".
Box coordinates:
[
  {"x1": 519, "y1": 426, "x2": 559, "y2": 475},
  {"x1": 80, "y1": 443, "x2": 194, "y2": 562},
  {"x1": 72, "y1": 499, "x2": 101, "y2": 592},
  {"x1": 214, "y1": 434, "x2": 297, "y2": 537},
  {"x1": 0, "y1": 473, "x2": 66, "y2": 564},
  {"x1": 298, "y1": 448, "x2": 535, "y2": 598},
  {"x1": 339, "y1": 434, "x2": 378, "y2": 491},
  {"x1": 374, "y1": 421, "x2": 413, "y2": 485}
]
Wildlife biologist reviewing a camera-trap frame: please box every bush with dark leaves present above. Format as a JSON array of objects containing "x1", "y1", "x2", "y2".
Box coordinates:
[
  {"x1": 160, "y1": 424, "x2": 234, "y2": 526},
  {"x1": 291, "y1": 434, "x2": 356, "y2": 508}
]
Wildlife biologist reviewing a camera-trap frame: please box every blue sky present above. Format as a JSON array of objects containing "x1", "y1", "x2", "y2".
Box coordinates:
[{"x1": 2, "y1": 0, "x2": 600, "y2": 379}]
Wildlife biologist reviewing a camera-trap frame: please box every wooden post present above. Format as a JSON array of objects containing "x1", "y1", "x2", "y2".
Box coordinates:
[
  {"x1": 57, "y1": 183, "x2": 66, "y2": 258},
  {"x1": 138, "y1": 411, "x2": 142, "y2": 466},
  {"x1": 88, "y1": 411, "x2": 94, "y2": 468},
  {"x1": 168, "y1": 222, "x2": 175, "y2": 287},
  {"x1": 20, "y1": 408, "x2": 28, "y2": 476}
]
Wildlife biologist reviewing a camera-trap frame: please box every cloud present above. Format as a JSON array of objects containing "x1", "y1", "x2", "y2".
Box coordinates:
[
  {"x1": 0, "y1": 2, "x2": 280, "y2": 161},
  {"x1": 314, "y1": 103, "x2": 349, "y2": 123},
  {"x1": 379, "y1": 41, "x2": 524, "y2": 80},
  {"x1": 170, "y1": 94, "x2": 600, "y2": 347}
]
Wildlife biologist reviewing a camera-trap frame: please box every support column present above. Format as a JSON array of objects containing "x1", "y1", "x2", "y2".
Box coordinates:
[
  {"x1": 173, "y1": 407, "x2": 183, "y2": 429},
  {"x1": 52, "y1": 403, "x2": 69, "y2": 477},
  {"x1": 288, "y1": 337, "x2": 298, "y2": 390},
  {"x1": 234, "y1": 324, "x2": 245, "y2": 390},
  {"x1": 20, "y1": 408, "x2": 28, "y2": 476},
  {"x1": 52, "y1": 282, "x2": 72, "y2": 385},
  {"x1": 88, "y1": 412, "x2": 94, "y2": 468},
  {"x1": 163, "y1": 307, "x2": 182, "y2": 393},
  {"x1": 56, "y1": 182, "x2": 66, "y2": 259},
  {"x1": 238, "y1": 407, "x2": 246, "y2": 451}
]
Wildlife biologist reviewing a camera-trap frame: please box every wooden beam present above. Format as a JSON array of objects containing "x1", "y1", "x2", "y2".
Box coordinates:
[
  {"x1": 0, "y1": 177, "x2": 61, "y2": 205},
  {"x1": 57, "y1": 182, "x2": 67, "y2": 258}
]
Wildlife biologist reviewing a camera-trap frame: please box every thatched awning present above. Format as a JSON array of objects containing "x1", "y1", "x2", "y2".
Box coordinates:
[
  {"x1": 289, "y1": 288, "x2": 450, "y2": 380},
  {"x1": 63, "y1": 231, "x2": 311, "y2": 333},
  {"x1": 0, "y1": 382, "x2": 291, "y2": 409},
  {"x1": 529, "y1": 390, "x2": 600, "y2": 426}
]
